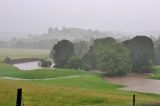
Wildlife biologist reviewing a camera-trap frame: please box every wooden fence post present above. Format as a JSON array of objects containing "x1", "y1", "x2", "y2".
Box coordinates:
[
  {"x1": 133, "y1": 94, "x2": 135, "y2": 106},
  {"x1": 16, "y1": 88, "x2": 22, "y2": 106}
]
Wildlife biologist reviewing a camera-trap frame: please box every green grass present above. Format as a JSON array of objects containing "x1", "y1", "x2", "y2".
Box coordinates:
[
  {"x1": 0, "y1": 63, "x2": 87, "y2": 79},
  {"x1": 0, "y1": 48, "x2": 50, "y2": 61},
  {"x1": 151, "y1": 66, "x2": 160, "y2": 80},
  {"x1": 0, "y1": 64, "x2": 160, "y2": 106}
]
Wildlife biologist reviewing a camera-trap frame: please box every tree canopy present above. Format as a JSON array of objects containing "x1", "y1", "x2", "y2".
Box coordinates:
[
  {"x1": 52, "y1": 40, "x2": 75, "y2": 68},
  {"x1": 83, "y1": 37, "x2": 131, "y2": 76},
  {"x1": 123, "y1": 36, "x2": 155, "y2": 72}
]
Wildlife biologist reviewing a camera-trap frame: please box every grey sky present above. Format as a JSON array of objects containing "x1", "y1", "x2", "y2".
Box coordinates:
[{"x1": 0, "y1": 0, "x2": 160, "y2": 33}]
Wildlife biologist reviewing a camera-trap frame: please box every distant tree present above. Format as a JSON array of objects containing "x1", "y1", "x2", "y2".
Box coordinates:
[
  {"x1": 123, "y1": 36, "x2": 155, "y2": 73},
  {"x1": 48, "y1": 27, "x2": 54, "y2": 34},
  {"x1": 54, "y1": 27, "x2": 58, "y2": 32},
  {"x1": 62, "y1": 26, "x2": 66, "y2": 30},
  {"x1": 52, "y1": 40, "x2": 75, "y2": 68},
  {"x1": 74, "y1": 41, "x2": 90, "y2": 58}
]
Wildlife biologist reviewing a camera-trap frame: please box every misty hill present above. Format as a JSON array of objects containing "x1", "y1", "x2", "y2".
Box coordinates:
[
  {"x1": 0, "y1": 31, "x2": 31, "y2": 41},
  {"x1": 8, "y1": 28, "x2": 107, "y2": 49},
  {"x1": 134, "y1": 31, "x2": 160, "y2": 37},
  {"x1": 32, "y1": 28, "x2": 106, "y2": 41},
  {"x1": 1, "y1": 28, "x2": 160, "y2": 49}
]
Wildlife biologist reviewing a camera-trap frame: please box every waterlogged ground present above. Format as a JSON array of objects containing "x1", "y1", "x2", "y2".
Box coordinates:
[
  {"x1": 13, "y1": 61, "x2": 41, "y2": 70},
  {"x1": 107, "y1": 73, "x2": 160, "y2": 94}
]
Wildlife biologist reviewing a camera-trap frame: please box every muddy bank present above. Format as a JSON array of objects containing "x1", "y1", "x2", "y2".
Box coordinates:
[{"x1": 106, "y1": 73, "x2": 160, "y2": 94}]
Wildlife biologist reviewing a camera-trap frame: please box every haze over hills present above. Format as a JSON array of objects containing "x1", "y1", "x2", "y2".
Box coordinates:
[
  {"x1": 1, "y1": 27, "x2": 160, "y2": 42},
  {"x1": 0, "y1": 27, "x2": 160, "y2": 50}
]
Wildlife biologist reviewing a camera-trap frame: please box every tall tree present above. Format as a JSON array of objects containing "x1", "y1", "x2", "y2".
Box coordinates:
[
  {"x1": 52, "y1": 40, "x2": 75, "y2": 68},
  {"x1": 83, "y1": 37, "x2": 131, "y2": 76},
  {"x1": 123, "y1": 36, "x2": 155, "y2": 72}
]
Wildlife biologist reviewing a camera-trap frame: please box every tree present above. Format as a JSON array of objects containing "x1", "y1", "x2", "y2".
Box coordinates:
[
  {"x1": 74, "y1": 40, "x2": 90, "y2": 58},
  {"x1": 40, "y1": 59, "x2": 52, "y2": 67},
  {"x1": 123, "y1": 36, "x2": 155, "y2": 73},
  {"x1": 83, "y1": 37, "x2": 131, "y2": 76},
  {"x1": 4, "y1": 56, "x2": 11, "y2": 64},
  {"x1": 66, "y1": 56, "x2": 84, "y2": 69},
  {"x1": 48, "y1": 27, "x2": 54, "y2": 34},
  {"x1": 82, "y1": 46, "x2": 97, "y2": 70},
  {"x1": 52, "y1": 40, "x2": 75, "y2": 68},
  {"x1": 153, "y1": 35, "x2": 160, "y2": 65}
]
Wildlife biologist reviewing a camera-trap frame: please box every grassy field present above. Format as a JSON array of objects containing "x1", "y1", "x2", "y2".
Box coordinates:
[
  {"x1": 0, "y1": 64, "x2": 160, "y2": 106},
  {"x1": 0, "y1": 64, "x2": 87, "y2": 79},
  {"x1": 0, "y1": 48, "x2": 50, "y2": 61}
]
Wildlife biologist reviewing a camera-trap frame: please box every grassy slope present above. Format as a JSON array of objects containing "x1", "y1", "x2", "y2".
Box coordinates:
[
  {"x1": 0, "y1": 64, "x2": 87, "y2": 79},
  {"x1": 0, "y1": 48, "x2": 49, "y2": 61},
  {"x1": 0, "y1": 64, "x2": 160, "y2": 106}
]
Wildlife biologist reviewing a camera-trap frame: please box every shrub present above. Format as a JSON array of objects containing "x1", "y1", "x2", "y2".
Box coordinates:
[
  {"x1": 40, "y1": 59, "x2": 52, "y2": 67},
  {"x1": 4, "y1": 56, "x2": 11, "y2": 64}
]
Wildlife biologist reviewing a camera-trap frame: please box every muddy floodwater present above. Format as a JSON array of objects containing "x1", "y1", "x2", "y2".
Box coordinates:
[{"x1": 106, "y1": 74, "x2": 160, "y2": 94}]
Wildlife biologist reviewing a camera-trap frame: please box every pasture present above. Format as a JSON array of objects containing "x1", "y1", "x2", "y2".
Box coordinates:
[
  {"x1": 0, "y1": 64, "x2": 160, "y2": 106},
  {"x1": 0, "y1": 48, "x2": 160, "y2": 105},
  {"x1": 0, "y1": 48, "x2": 50, "y2": 61}
]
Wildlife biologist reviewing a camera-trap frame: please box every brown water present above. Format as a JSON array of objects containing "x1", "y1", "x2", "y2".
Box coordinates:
[{"x1": 106, "y1": 74, "x2": 160, "y2": 94}]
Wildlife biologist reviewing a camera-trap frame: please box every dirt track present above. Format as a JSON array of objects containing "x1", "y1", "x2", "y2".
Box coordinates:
[{"x1": 106, "y1": 73, "x2": 160, "y2": 94}]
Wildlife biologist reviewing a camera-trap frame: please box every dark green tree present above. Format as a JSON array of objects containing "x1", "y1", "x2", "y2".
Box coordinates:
[
  {"x1": 82, "y1": 46, "x2": 97, "y2": 70},
  {"x1": 66, "y1": 56, "x2": 84, "y2": 69},
  {"x1": 83, "y1": 37, "x2": 131, "y2": 76},
  {"x1": 52, "y1": 40, "x2": 75, "y2": 68},
  {"x1": 40, "y1": 59, "x2": 52, "y2": 67},
  {"x1": 123, "y1": 36, "x2": 155, "y2": 73},
  {"x1": 4, "y1": 56, "x2": 11, "y2": 64}
]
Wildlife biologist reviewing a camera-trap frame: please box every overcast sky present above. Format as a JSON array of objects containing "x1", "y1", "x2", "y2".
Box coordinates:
[{"x1": 0, "y1": 0, "x2": 160, "y2": 33}]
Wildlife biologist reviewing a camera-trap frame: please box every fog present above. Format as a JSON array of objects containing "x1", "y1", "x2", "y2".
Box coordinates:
[{"x1": 0, "y1": 0, "x2": 160, "y2": 33}]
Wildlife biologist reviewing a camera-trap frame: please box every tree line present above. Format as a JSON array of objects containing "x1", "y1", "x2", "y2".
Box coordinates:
[{"x1": 51, "y1": 36, "x2": 155, "y2": 76}]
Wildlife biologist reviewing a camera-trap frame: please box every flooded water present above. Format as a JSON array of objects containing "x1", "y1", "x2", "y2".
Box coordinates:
[
  {"x1": 106, "y1": 74, "x2": 160, "y2": 94},
  {"x1": 13, "y1": 61, "x2": 41, "y2": 70}
]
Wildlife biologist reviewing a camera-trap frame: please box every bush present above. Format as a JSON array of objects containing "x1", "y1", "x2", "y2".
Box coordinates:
[
  {"x1": 4, "y1": 56, "x2": 11, "y2": 64},
  {"x1": 66, "y1": 56, "x2": 84, "y2": 69},
  {"x1": 40, "y1": 59, "x2": 52, "y2": 67}
]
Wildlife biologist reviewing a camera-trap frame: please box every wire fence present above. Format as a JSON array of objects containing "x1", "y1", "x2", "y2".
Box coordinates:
[{"x1": 16, "y1": 88, "x2": 160, "y2": 106}]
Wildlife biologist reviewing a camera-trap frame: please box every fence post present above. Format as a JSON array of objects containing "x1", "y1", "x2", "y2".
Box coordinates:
[
  {"x1": 133, "y1": 94, "x2": 135, "y2": 106},
  {"x1": 16, "y1": 88, "x2": 22, "y2": 106}
]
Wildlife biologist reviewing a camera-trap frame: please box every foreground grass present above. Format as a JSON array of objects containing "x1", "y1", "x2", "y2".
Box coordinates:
[
  {"x1": 0, "y1": 64, "x2": 160, "y2": 106},
  {"x1": 1, "y1": 79, "x2": 160, "y2": 106},
  {"x1": 0, "y1": 48, "x2": 49, "y2": 61}
]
